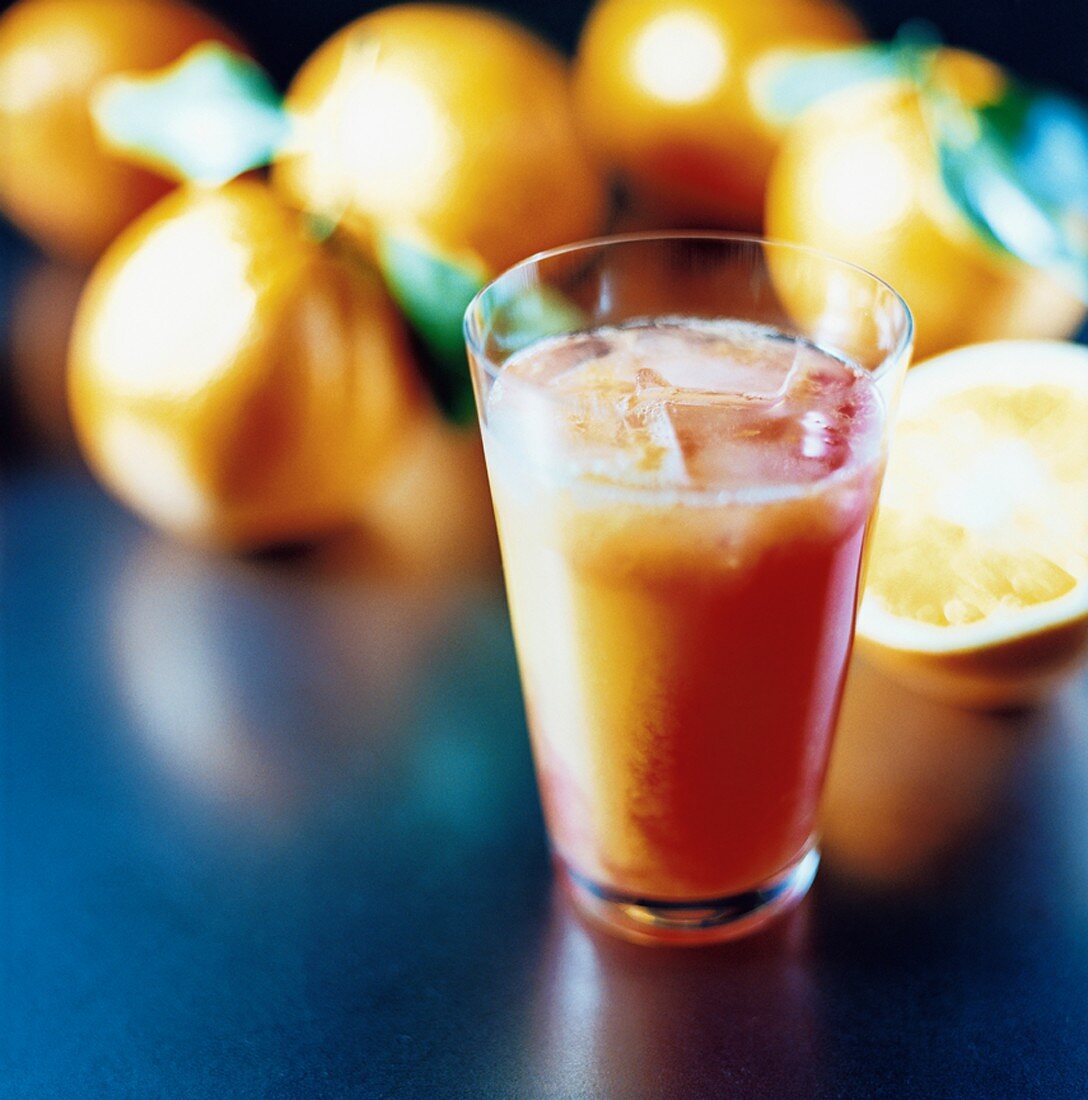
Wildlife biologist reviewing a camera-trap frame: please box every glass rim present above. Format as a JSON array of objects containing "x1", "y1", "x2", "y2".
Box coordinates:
[{"x1": 463, "y1": 230, "x2": 914, "y2": 382}]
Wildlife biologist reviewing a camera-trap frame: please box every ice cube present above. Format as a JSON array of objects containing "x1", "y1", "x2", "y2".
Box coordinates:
[
  {"x1": 630, "y1": 324, "x2": 791, "y2": 402},
  {"x1": 490, "y1": 318, "x2": 877, "y2": 493},
  {"x1": 783, "y1": 343, "x2": 855, "y2": 401},
  {"x1": 664, "y1": 399, "x2": 768, "y2": 488},
  {"x1": 527, "y1": 333, "x2": 613, "y2": 386},
  {"x1": 800, "y1": 410, "x2": 831, "y2": 458},
  {"x1": 635, "y1": 366, "x2": 670, "y2": 393},
  {"x1": 622, "y1": 397, "x2": 689, "y2": 484},
  {"x1": 792, "y1": 408, "x2": 850, "y2": 471}
]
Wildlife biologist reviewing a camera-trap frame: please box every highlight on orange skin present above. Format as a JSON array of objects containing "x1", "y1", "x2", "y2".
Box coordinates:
[
  {"x1": 275, "y1": 4, "x2": 608, "y2": 274},
  {"x1": 68, "y1": 180, "x2": 422, "y2": 551},
  {"x1": 574, "y1": 0, "x2": 865, "y2": 228}
]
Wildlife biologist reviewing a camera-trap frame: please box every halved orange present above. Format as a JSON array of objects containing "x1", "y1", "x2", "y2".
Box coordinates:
[{"x1": 858, "y1": 340, "x2": 1088, "y2": 708}]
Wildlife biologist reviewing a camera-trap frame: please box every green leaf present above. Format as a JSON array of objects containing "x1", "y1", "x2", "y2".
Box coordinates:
[
  {"x1": 756, "y1": 22, "x2": 941, "y2": 125},
  {"x1": 92, "y1": 43, "x2": 289, "y2": 186},
  {"x1": 756, "y1": 43, "x2": 900, "y2": 124},
  {"x1": 935, "y1": 81, "x2": 1088, "y2": 300},
  {"x1": 1012, "y1": 95, "x2": 1088, "y2": 215},
  {"x1": 487, "y1": 285, "x2": 587, "y2": 355},
  {"x1": 376, "y1": 233, "x2": 487, "y2": 423}
]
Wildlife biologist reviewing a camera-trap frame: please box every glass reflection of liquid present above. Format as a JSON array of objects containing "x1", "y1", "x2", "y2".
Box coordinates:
[
  {"x1": 821, "y1": 654, "x2": 1030, "y2": 890},
  {"x1": 526, "y1": 891, "x2": 825, "y2": 1098},
  {"x1": 110, "y1": 534, "x2": 463, "y2": 831}
]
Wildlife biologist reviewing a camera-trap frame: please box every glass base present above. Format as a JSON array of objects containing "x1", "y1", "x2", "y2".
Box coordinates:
[{"x1": 560, "y1": 845, "x2": 819, "y2": 946}]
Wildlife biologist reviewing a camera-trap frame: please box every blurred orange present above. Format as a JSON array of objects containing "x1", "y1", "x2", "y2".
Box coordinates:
[
  {"x1": 8, "y1": 259, "x2": 86, "y2": 451},
  {"x1": 353, "y1": 409, "x2": 500, "y2": 580},
  {"x1": 69, "y1": 180, "x2": 422, "y2": 550},
  {"x1": 766, "y1": 50, "x2": 1086, "y2": 359},
  {"x1": 0, "y1": 0, "x2": 243, "y2": 262},
  {"x1": 573, "y1": 0, "x2": 864, "y2": 229},
  {"x1": 274, "y1": 4, "x2": 608, "y2": 275}
]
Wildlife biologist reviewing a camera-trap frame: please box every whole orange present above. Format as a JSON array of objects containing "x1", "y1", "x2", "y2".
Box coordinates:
[
  {"x1": 0, "y1": 0, "x2": 243, "y2": 262},
  {"x1": 273, "y1": 4, "x2": 608, "y2": 275},
  {"x1": 573, "y1": 0, "x2": 865, "y2": 229},
  {"x1": 356, "y1": 410, "x2": 500, "y2": 579},
  {"x1": 765, "y1": 51, "x2": 1086, "y2": 359},
  {"x1": 69, "y1": 180, "x2": 422, "y2": 550}
]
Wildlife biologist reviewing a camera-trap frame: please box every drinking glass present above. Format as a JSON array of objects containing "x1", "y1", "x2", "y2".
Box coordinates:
[{"x1": 465, "y1": 234, "x2": 912, "y2": 944}]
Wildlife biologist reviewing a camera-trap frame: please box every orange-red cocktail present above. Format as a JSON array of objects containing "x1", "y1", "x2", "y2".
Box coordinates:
[{"x1": 466, "y1": 237, "x2": 911, "y2": 943}]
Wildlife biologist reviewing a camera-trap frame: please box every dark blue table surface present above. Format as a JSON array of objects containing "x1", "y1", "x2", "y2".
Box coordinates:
[{"x1": 3, "y1": 222, "x2": 1088, "y2": 1098}]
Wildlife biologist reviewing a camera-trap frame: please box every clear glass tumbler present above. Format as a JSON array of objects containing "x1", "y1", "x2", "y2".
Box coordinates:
[{"x1": 465, "y1": 234, "x2": 912, "y2": 944}]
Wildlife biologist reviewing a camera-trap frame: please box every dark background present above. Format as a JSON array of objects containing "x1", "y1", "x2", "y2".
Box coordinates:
[
  {"x1": 1, "y1": 0, "x2": 1086, "y2": 98},
  {"x1": 164, "y1": 0, "x2": 1088, "y2": 99}
]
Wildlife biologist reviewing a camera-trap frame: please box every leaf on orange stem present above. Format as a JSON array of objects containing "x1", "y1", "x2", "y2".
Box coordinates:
[
  {"x1": 936, "y1": 82, "x2": 1088, "y2": 301},
  {"x1": 92, "y1": 43, "x2": 289, "y2": 186},
  {"x1": 376, "y1": 232, "x2": 487, "y2": 423}
]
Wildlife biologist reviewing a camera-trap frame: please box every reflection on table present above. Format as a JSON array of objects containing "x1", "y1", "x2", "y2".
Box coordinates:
[{"x1": 821, "y1": 653, "x2": 1033, "y2": 891}]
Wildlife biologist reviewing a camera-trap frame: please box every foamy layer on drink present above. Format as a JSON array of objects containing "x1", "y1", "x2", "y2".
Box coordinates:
[
  {"x1": 483, "y1": 320, "x2": 888, "y2": 576},
  {"x1": 485, "y1": 318, "x2": 885, "y2": 502}
]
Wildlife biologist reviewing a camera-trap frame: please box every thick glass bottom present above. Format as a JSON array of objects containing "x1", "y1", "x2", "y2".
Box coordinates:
[{"x1": 560, "y1": 845, "x2": 819, "y2": 946}]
